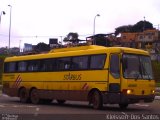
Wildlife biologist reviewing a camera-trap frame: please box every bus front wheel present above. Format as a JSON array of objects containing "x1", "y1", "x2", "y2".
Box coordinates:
[
  {"x1": 57, "y1": 100, "x2": 66, "y2": 104},
  {"x1": 30, "y1": 89, "x2": 41, "y2": 104},
  {"x1": 119, "y1": 103, "x2": 128, "y2": 109},
  {"x1": 42, "y1": 99, "x2": 53, "y2": 104},
  {"x1": 91, "y1": 91, "x2": 103, "y2": 109}
]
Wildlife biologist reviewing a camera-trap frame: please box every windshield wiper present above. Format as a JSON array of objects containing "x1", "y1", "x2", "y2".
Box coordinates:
[
  {"x1": 141, "y1": 63, "x2": 151, "y2": 80},
  {"x1": 135, "y1": 64, "x2": 142, "y2": 80},
  {"x1": 135, "y1": 73, "x2": 141, "y2": 80}
]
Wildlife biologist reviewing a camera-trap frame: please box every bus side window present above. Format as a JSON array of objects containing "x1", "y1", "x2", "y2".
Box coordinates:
[
  {"x1": 110, "y1": 54, "x2": 120, "y2": 78},
  {"x1": 27, "y1": 60, "x2": 40, "y2": 72},
  {"x1": 18, "y1": 61, "x2": 27, "y2": 72},
  {"x1": 57, "y1": 57, "x2": 71, "y2": 71},
  {"x1": 72, "y1": 56, "x2": 89, "y2": 70},
  {"x1": 41, "y1": 59, "x2": 54, "y2": 71},
  {"x1": 4, "y1": 63, "x2": 9, "y2": 73},
  {"x1": 90, "y1": 54, "x2": 106, "y2": 69},
  {"x1": 27, "y1": 61, "x2": 34, "y2": 71},
  {"x1": 4, "y1": 62, "x2": 16, "y2": 73}
]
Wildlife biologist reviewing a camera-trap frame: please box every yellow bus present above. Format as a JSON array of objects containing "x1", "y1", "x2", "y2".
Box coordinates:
[{"x1": 2, "y1": 45, "x2": 155, "y2": 109}]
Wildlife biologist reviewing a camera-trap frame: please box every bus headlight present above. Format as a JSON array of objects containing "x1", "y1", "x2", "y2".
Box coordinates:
[
  {"x1": 127, "y1": 89, "x2": 132, "y2": 94},
  {"x1": 151, "y1": 90, "x2": 155, "y2": 94},
  {"x1": 122, "y1": 89, "x2": 133, "y2": 94}
]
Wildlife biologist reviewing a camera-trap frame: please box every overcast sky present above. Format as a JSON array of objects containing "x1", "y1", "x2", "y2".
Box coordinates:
[{"x1": 0, "y1": 0, "x2": 160, "y2": 48}]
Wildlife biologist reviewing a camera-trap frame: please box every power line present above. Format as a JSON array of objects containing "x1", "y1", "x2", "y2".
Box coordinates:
[
  {"x1": 0, "y1": 34, "x2": 64, "y2": 38},
  {"x1": 0, "y1": 34, "x2": 92, "y2": 38}
]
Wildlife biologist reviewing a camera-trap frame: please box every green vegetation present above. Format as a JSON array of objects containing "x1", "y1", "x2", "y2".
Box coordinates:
[
  {"x1": 157, "y1": 93, "x2": 160, "y2": 96},
  {"x1": 156, "y1": 82, "x2": 160, "y2": 87},
  {"x1": 115, "y1": 21, "x2": 153, "y2": 36}
]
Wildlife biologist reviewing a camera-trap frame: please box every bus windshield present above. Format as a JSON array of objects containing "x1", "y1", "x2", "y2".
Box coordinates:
[{"x1": 123, "y1": 54, "x2": 153, "y2": 80}]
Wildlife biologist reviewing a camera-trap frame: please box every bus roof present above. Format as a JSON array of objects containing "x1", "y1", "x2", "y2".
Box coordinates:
[{"x1": 4, "y1": 45, "x2": 149, "y2": 62}]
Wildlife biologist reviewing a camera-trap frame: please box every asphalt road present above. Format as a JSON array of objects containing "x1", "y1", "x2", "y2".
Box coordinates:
[{"x1": 0, "y1": 94, "x2": 160, "y2": 120}]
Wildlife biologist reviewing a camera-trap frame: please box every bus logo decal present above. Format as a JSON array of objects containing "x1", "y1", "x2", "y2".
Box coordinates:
[
  {"x1": 82, "y1": 83, "x2": 89, "y2": 90},
  {"x1": 12, "y1": 75, "x2": 22, "y2": 88}
]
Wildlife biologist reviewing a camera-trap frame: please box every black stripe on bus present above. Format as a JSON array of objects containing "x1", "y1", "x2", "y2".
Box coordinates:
[{"x1": 4, "y1": 80, "x2": 108, "y2": 83}]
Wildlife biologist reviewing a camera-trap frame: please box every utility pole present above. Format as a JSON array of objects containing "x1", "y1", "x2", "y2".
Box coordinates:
[
  {"x1": 93, "y1": 14, "x2": 100, "y2": 45},
  {"x1": 8, "y1": 5, "x2": 12, "y2": 51}
]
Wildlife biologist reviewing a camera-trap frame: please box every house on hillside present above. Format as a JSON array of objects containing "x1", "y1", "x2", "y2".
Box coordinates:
[
  {"x1": 136, "y1": 29, "x2": 160, "y2": 52},
  {"x1": 121, "y1": 32, "x2": 137, "y2": 48},
  {"x1": 121, "y1": 29, "x2": 160, "y2": 53}
]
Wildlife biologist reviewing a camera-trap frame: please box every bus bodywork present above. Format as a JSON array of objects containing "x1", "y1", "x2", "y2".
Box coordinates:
[{"x1": 2, "y1": 45, "x2": 155, "y2": 109}]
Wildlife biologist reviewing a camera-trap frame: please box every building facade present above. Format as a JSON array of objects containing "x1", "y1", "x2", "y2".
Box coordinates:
[{"x1": 121, "y1": 29, "x2": 160, "y2": 53}]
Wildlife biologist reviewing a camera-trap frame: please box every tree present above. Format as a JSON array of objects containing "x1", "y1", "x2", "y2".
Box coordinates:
[
  {"x1": 34, "y1": 42, "x2": 50, "y2": 52},
  {"x1": 115, "y1": 20, "x2": 154, "y2": 36},
  {"x1": 115, "y1": 25, "x2": 133, "y2": 36},
  {"x1": 63, "y1": 32, "x2": 79, "y2": 43},
  {"x1": 132, "y1": 21, "x2": 153, "y2": 32}
]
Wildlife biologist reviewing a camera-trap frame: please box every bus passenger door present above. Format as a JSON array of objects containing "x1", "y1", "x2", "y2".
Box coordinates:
[{"x1": 108, "y1": 53, "x2": 121, "y2": 103}]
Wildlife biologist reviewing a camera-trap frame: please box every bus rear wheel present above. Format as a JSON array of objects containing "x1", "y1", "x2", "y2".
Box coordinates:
[
  {"x1": 30, "y1": 89, "x2": 41, "y2": 104},
  {"x1": 119, "y1": 103, "x2": 128, "y2": 109},
  {"x1": 19, "y1": 88, "x2": 29, "y2": 103},
  {"x1": 91, "y1": 91, "x2": 103, "y2": 109},
  {"x1": 57, "y1": 100, "x2": 66, "y2": 104}
]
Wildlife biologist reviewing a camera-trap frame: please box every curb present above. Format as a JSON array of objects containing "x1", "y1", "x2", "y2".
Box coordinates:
[{"x1": 155, "y1": 96, "x2": 160, "y2": 100}]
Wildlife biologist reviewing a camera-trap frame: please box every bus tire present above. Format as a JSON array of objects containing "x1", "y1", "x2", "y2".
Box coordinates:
[
  {"x1": 119, "y1": 103, "x2": 128, "y2": 109},
  {"x1": 57, "y1": 100, "x2": 66, "y2": 104},
  {"x1": 91, "y1": 90, "x2": 103, "y2": 109},
  {"x1": 19, "y1": 88, "x2": 29, "y2": 103},
  {"x1": 30, "y1": 89, "x2": 41, "y2": 104}
]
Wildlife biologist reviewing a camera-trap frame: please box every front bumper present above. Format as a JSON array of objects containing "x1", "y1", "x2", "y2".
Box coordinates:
[{"x1": 102, "y1": 92, "x2": 155, "y2": 104}]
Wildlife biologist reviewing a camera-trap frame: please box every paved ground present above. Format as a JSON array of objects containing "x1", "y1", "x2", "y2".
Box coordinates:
[
  {"x1": 0, "y1": 85, "x2": 159, "y2": 120},
  {"x1": 0, "y1": 94, "x2": 160, "y2": 120}
]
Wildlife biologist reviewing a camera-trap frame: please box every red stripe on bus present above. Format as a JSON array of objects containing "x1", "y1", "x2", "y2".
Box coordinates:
[
  {"x1": 12, "y1": 75, "x2": 22, "y2": 88},
  {"x1": 82, "y1": 83, "x2": 87, "y2": 90}
]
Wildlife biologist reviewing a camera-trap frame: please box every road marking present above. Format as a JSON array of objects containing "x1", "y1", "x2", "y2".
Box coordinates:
[
  {"x1": 34, "y1": 107, "x2": 40, "y2": 117},
  {"x1": 0, "y1": 105, "x2": 5, "y2": 107},
  {"x1": 135, "y1": 103, "x2": 149, "y2": 107},
  {"x1": 0, "y1": 103, "x2": 38, "y2": 108},
  {"x1": 13, "y1": 105, "x2": 18, "y2": 108},
  {"x1": 36, "y1": 107, "x2": 40, "y2": 111},
  {"x1": 27, "y1": 105, "x2": 37, "y2": 108},
  {"x1": 121, "y1": 112, "x2": 126, "y2": 115}
]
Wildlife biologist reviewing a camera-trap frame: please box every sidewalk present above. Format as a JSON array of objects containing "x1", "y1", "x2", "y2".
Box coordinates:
[
  {"x1": 155, "y1": 96, "x2": 160, "y2": 100},
  {"x1": 155, "y1": 86, "x2": 160, "y2": 100}
]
